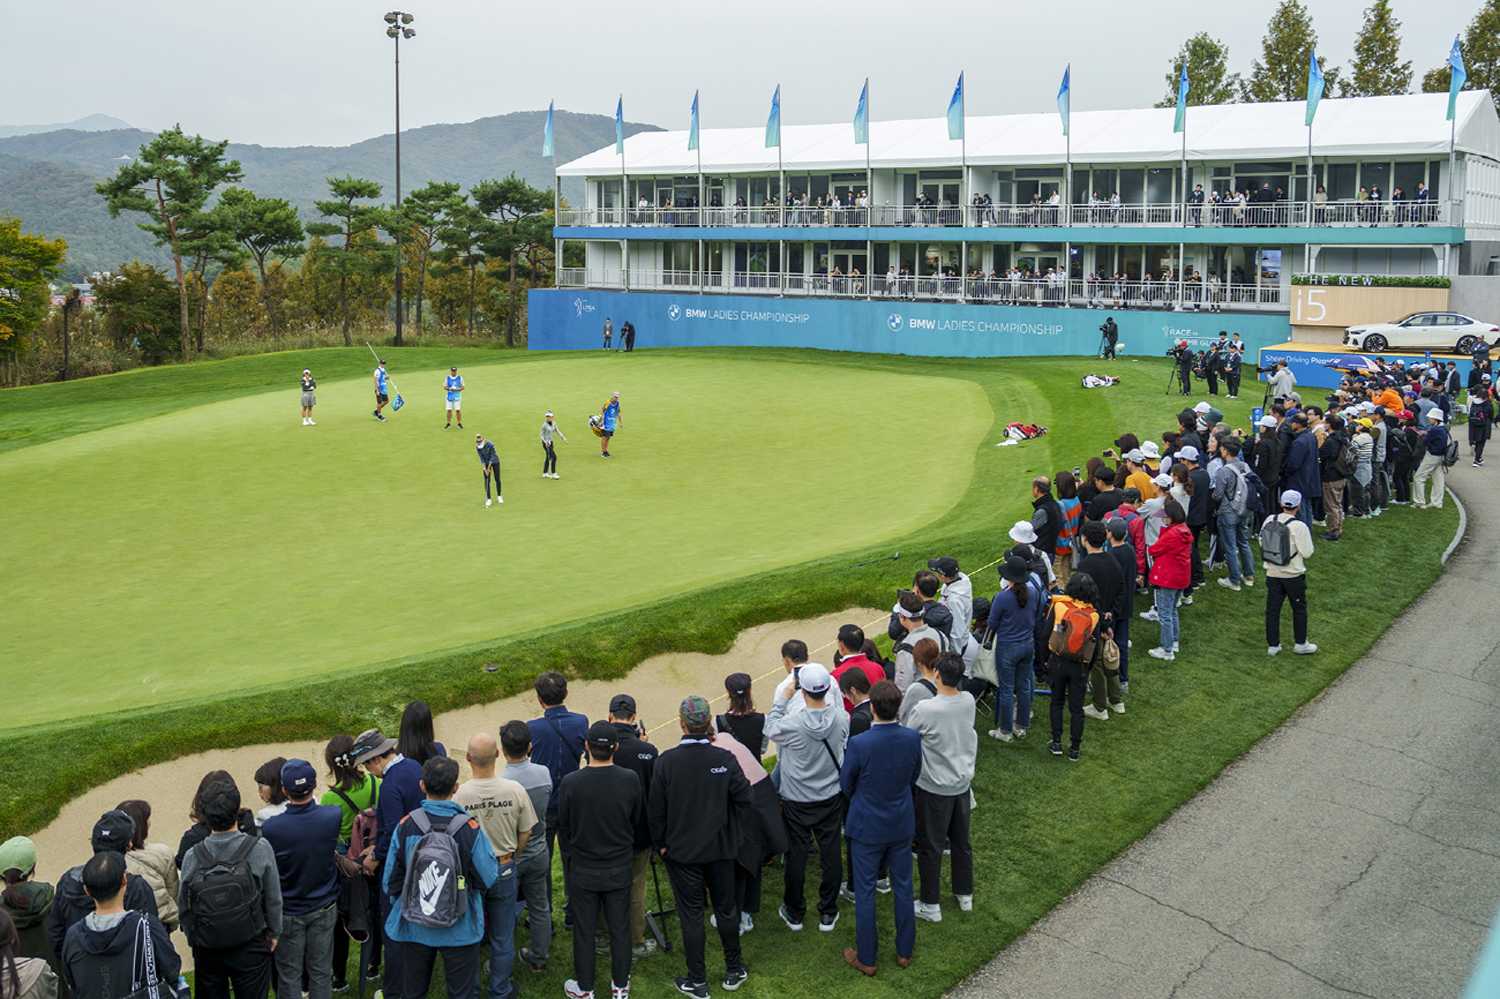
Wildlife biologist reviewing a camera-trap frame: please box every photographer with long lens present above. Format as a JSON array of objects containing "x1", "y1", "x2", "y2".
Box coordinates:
[{"x1": 1166, "y1": 340, "x2": 1193, "y2": 396}]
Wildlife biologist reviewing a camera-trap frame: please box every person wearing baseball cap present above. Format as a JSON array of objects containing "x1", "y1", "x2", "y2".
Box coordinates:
[
  {"x1": 261, "y1": 760, "x2": 342, "y2": 999},
  {"x1": 926, "y1": 558, "x2": 976, "y2": 661},
  {"x1": 765, "y1": 661, "x2": 850, "y2": 935},
  {"x1": 1, "y1": 836, "x2": 61, "y2": 978},
  {"x1": 1262, "y1": 490, "x2": 1317, "y2": 656},
  {"x1": 443, "y1": 366, "x2": 465, "y2": 430},
  {"x1": 891, "y1": 589, "x2": 945, "y2": 694},
  {"x1": 46, "y1": 811, "x2": 162, "y2": 961},
  {"x1": 1468, "y1": 376, "x2": 1494, "y2": 468},
  {"x1": 1122, "y1": 448, "x2": 1159, "y2": 502},
  {"x1": 351, "y1": 725, "x2": 423, "y2": 996},
  {"x1": 1413, "y1": 405, "x2": 1452, "y2": 508},
  {"x1": 603, "y1": 693, "x2": 660, "y2": 959},
  {"x1": 540, "y1": 410, "x2": 568, "y2": 479},
  {"x1": 1278, "y1": 408, "x2": 1320, "y2": 530},
  {"x1": 648, "y1": 696, "x2": 753, "y2": 996},
  {"x1": 558, "y1": 716, "x2": 641, "y2": 999}
]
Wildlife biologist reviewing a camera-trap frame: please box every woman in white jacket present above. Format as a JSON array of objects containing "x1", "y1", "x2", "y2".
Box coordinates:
[{"x1": 113, "y1": 800, "x2": 180, "y2": 931}]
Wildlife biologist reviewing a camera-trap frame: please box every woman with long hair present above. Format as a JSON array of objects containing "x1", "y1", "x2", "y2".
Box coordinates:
[
  {"x1": 1147, "y1": 498, "x2": 1193, "y2": 662},
  {"x1": 0, "y1": 908, "x2": 56, "y2": 999},
  {"x1": 253, "y1": 757, "x2": 288, "y2": 826},
  {"x1": 984, "y1": 555, "x2": 1044, "y2": 743},
  {"x1": 175, "y1": 770, "x2": 256, "y2": 869},
  {"x1": 114, "y1": 800, "x2": 180, "y2": 931},
  {"x1": 717, "y1": 674, "x2": 766, "y2": 758},
  {"x1": 397, "y1": 701, "x2": 446, "y2": 764},
  {"x1": 1053, "y1": 470, "x2": 1083, "y2": 590},
  {"x1": 321, "y1": 735, "x2": 382, "y2": 993}
]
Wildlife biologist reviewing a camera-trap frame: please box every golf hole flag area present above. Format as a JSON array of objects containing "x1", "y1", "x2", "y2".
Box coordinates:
[{"x1": 0, "y1": 351, "x2": 987, "y2": 730}]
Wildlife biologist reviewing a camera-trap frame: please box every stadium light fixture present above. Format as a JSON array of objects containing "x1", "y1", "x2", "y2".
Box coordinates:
[{"x1": 384, "y1": 11, "x2": 416, "y2": 345}]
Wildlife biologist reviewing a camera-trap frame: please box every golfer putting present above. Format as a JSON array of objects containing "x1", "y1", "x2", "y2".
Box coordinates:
[
  {"x1": 540, "y1": 411, "x2": 567, "y2": 478},
  {"x1": 476, "y1": 433, "x2": 503, "y2": 506}
]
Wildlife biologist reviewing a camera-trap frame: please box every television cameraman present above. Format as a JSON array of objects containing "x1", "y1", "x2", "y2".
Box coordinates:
[
  {"x1": 1099, "y1": 317, "x2": 1119, "y2": 360},
  {"x1": 1167, "y1": 340, "x2": 1193, "y2": 396}
]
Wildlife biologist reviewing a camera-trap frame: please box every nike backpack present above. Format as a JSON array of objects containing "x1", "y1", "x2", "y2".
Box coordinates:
[{"x1": 399, "y1": 810, "x2": 470, "y2": 929}]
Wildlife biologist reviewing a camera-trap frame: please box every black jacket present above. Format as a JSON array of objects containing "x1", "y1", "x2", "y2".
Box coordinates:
[
  {"x1": 848, "y1": 701, "x2": 873, "y2": 738},
  {"x1": 1032, "y1": 495, "x2": 1063, "y2": 558},
  {"x1": 1077, "y1": 551, "x2": 1124, "y2": 624},
  {"x1": 1251, "y1": 432, "x2": 1283, "y2": 491},
  {"x1": 1187, "y1": 467, "x2": 1212, "y2": 527},
  {"x1": 61, "y1": 910, "x2": 181, "y2": 999},
  {"x1": 610, "y1": 722, "x2": 659, "y2": 850},
  {"x1": 1319, "y1": 431, "x2": 1349, "y2": 480},
  {"x1": 47, "y1": 869, "x2": 159, "y2": 960},
  {"x1": 175, "y1": 811, "x2": 257, "y2": 869},
  {"x1": 648, "y1": 738, "x2": 751, "y2": 865}
]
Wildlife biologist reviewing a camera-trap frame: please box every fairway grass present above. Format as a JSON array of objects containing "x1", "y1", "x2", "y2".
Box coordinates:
[
  {"x1": 1, "y1": 346, "x2": 1456, "y2": 999},
  {"x1": 2, "y1": 352, "x2": 989, "y2": 728}
]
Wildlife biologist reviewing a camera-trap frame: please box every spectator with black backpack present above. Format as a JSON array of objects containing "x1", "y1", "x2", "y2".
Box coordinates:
[
  {"x1": 262, "y1": 760, "x2": 341, "y2": 999},
  {"x1": 1211, "y1": 438, "x2": 1257, "y2": 593},
  {"x1": 60, "y1": 852, "x2": 180, "y2": 999},
  {"x1": 891, "y1": 590, "x2": 946, "y2": 692},
  {"x1": 179, "y1": 775, "x2": 283, "y2": 999},
  {"x1": 1260, "y1": 490, "x2": 1318, "y2": 656},
  {"x1": 382, "y1": 756, "x2": 500, "y2": 999},
  {"x1": 1317, "y1": 415, "x2": 1352, "y2": 542}
]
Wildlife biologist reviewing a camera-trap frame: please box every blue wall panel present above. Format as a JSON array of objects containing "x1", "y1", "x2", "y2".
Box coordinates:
[
  {"x1": 1257, "y1": 345, "x2": 1475, "y2": 390},
  {"x1": 529, "y1": 288, "x2": 1291, "y2": 358}
]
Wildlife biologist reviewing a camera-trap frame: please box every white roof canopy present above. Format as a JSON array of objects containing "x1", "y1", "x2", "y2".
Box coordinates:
[{"x1": 558, "y1": 90, "x2": 1500, "y2": 177}]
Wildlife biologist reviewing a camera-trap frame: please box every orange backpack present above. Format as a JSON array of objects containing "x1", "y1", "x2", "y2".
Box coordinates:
[{"x1": 1048, "y1": 598, "x2": 1099, "y2": 663}]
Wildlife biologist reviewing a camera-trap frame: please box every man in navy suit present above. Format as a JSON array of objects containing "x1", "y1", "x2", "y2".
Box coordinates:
[{"x1": 839, "y1": 680, "x2": 922, "y2": 975}]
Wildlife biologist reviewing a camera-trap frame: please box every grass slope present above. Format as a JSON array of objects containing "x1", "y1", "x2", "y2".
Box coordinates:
[
  {"x1": 1, "y1": 347, "x2": 1455, "y2": 999},
  {"x1": 1, "y1": 352, "x2": 987, "y2": 726}
]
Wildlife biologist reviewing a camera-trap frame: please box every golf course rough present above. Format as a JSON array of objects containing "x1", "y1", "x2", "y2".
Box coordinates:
[{"x1": 1, "y1": 353, "x2": 990, "y2": 730}]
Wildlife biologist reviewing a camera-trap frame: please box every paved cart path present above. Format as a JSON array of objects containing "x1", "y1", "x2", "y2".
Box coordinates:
[{"x1": 953, "y1": 466, "x2": 1499, "y2": 999}]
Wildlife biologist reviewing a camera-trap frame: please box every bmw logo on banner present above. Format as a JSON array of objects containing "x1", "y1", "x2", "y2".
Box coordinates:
[
  {"x1": 887, "y1": 313, "x2": 903, "y2": 332},
  {"x1": 667, "y1": 304, "x2": 681, "y2": 321}
]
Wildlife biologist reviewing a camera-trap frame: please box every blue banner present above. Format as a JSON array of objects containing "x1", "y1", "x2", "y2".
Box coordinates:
[
  {"x1": 853, "y1": 79, "x2": 869, "y2": 145},
  {"x1": 1255, "y1": 344, "x2": 1476, "y2": 390},
  {"x1": 688, "y1": 90, "x2": 700, "y2": 151},
  {"x1": 947, "y1": 72, "x2": 965, "y2": 141},
  {"x1": 1057, "y1": 65, "x2": 1070, "y2": 137},
  {"x1": 1306, "y1": 50, "x2": 1324, "y2": 126},
  {"x1": 1174, "y1": 63, "x2": 1190, "y2": 134},
  {"x1": 542, "y1": 100, "x2": 554, "y2": 157},
  {"x1": 1448, "y1": 35, "x2": 1468, "y2": 121},
  {"x1": 530, "y1": 289, "x2": 1289, "y2": 359},
  {"x1": 765, "y1": 85, "x2": 781, "y2": 149},
  {"x1": 614, "y1": 96, "x2": 624, "y2": 155}
]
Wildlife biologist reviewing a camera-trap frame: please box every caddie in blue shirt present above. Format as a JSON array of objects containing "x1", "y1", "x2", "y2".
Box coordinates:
[
  {"x1": 372, "y1": 360, "x2": 391, "y2": 422},
  {"x1": 443, "y1": 366, "x2": 465, "y2": 430},
  {"x1": 598, "y1": 392, "x2": 621, "y2": 459},
  {"x1": 383, "y1": 756, "x2": 500, "y2": 999}
]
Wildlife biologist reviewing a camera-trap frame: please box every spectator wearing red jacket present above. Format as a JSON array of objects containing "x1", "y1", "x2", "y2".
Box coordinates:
[
  {"x1": 832, "y1": 625, "x2": 885, "y2": 711},
  {"x1": 1146, "y1": 498, "x2": 1193, "y2": 662}
]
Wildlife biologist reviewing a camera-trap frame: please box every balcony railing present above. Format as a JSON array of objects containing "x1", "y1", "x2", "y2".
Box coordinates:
[
  {"x1": 556, "y1": 268, "x2": 1284, "y2": 311},
  {"x1": 557, "y1": 199, "x2": 1456, "y2": 229}
]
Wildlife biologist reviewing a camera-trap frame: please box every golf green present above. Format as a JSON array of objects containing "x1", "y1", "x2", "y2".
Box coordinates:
[{"x1": 2, "y1": 352, "x2": 990, "y2": 728}]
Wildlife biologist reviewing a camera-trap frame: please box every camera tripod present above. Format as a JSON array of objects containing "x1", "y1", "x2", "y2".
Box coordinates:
[
  {"x1": 644, "y1": 853, "x2": 675, "y2": 953},
  {"x1": 1165, "y1": 363, "x2": 1187, "y2": 395}
]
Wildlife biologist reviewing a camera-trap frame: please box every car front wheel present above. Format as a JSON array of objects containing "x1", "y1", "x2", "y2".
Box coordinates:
[
  {"x1": 1456, "y1": 335, "x2": 1479, "y2": 355},
  {"x1": 1363, "y1": 333, "x2": 1387, "y2": 352}
]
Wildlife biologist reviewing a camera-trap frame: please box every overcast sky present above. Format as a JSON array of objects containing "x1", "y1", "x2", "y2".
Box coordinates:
[{"x1": 9, "y1": 0, "x2": 1482, "y2": 147}]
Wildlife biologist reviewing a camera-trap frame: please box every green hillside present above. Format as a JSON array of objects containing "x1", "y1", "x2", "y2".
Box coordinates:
[{"x1": 0, "y1": 109, "x2": 658, "y2": 278}]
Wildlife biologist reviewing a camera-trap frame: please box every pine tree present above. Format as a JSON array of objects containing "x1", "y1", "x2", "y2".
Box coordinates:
[
  {"x1": 1342, "y1": 0, "x2": 1412, "y2": 96},
  {"x1": 1156, "y1": 32, "x2": 1242, "y2": 107},
  {"x1": 306, "y1": 177, "x2": 384, "y2": 346},
  {"x1": 1241, "y1": 0, "x2": 1342, "y2": 102}
]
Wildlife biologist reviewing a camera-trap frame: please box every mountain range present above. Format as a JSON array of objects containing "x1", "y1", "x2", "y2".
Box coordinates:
[
  {"x1": 0, "y1": 114, "x2": 132, "y2": 139},
  {"x1": 0, "y1": 110, "x2": 659, "y2": 279}
]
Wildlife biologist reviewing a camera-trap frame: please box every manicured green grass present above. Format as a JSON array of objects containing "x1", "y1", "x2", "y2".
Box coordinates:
[
  {"x1": 1, "y1": 352, "x2": 987, "y2": 726},
  {"x1": 2, "y1": 347, "x2": 1455, "y2": 999}
]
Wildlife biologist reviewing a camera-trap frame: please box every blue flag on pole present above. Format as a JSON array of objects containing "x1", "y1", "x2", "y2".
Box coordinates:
[
  {"x1": 689, "y1": 90, "x2": 699, "y2": 151},
  {"x1": 765, "y1": 85, "x2": 781, "y2": 148},
  {"x1": 1447, "y1": 35, "x2": 1468, "y2": 121},
  {"x1": 946, "y1": 72, "x2": 965, "y2": 141},
  {"x1": 1173, "y1": 63, "x2": 1190, "y2": 134},
  {"x1": 853, "y1": 78, "x2": 869, "y2": 145},
  {"x1": 1057, "y1": 65, "x2": 1071, "y2": 137},
  {"x1": 542, "y1": 100, "x2": 554, "y2": 157},
  {"x1": 614, "y1": 96, "x2": 624, "y2": 155},
  {"x1": 1305, "y1": 50, "x2": 1324, "y2": 126}
]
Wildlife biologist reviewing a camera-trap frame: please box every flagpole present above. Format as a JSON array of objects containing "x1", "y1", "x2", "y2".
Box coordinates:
[
  {"x1": 778, "y1": 103, "x2": 785, "y2": 298},
  {"x1": 697, "y1": 96, "x2": 705, "y2": 296},
  {"x1": 1307, "y1": 123, "x2": 1314, "y2": 228},
  {"x1": 1178, "y1": 119, "x2": 1186, "y2": 304},
  {"x1": 865, "y1": 81, "x2": 873, "y2": 300}
]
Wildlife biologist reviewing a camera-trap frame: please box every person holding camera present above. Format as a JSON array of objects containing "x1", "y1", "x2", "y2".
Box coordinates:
[
  {"x1": 1170, "y1": 341, "x2": 1194, "y2": 395},
  {"x1": 1099, "y1": 317, "x2": 1119, "y2": 360}
]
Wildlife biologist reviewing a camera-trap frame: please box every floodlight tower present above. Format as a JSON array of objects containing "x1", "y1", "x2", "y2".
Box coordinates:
[{"x1": 384, "y1": 11, "x2": 415, "y2": 344}]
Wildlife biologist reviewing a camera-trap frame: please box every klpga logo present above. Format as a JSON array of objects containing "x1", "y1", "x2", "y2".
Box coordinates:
[
  {"x1": 572, "y1": 297, "x2": 596, "y2": 318},
  {"x1": 887, "y1": 313, "x2": 903, "y2": 332},
  {"x1": 667, "y1": 304, "x2": 682, "y2": 321}
]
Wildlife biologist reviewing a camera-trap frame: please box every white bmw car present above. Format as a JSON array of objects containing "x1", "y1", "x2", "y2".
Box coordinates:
[{"x1": 1343, "y1": 312, "x2": 1500, "y2": 354}]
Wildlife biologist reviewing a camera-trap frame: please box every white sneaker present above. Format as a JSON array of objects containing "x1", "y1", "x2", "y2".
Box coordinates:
[
  {"x1": 307, "y1": 418, "x2": 316, "y2": 425},
  {"x1": 1267, "y1": 645, "x2": 1282, "y2": 656},
  {"x1": 956, "y1": 894, "x2": 973, "y2": 912},
  {"x1": 497, "y1": 496, "x2": 504, "y2": 504},
  {"x1": 1110, "y1": 702, "x2": 1126, "y2": 715},
  {"x1": 563, "y1": 980, "x2": 593, "y2": 999},
  {"x1": 740, "y1": 911, "x2": 754, "y2": 933},
  {"x1": 987, "y1": 728, "x2": 1014, "y2": 743},
  {"x1": 1180, "y1": 594, "x2": 1194, "y2": 606},
  {"x1": 485, "y1": 499, "x2": 493, "y2": 508},
  {"x1": 839, "y1": 885, "x2": 856, "y2": 904},
  {"x1": 875, "y1": 878, "x2": 892, "y2": 894},
  {"x1": 914, "y1": 902, "x2": 942, "y2": 923},
  {"x1": 1294, "y1": 642, "x2": 1319, "y2": 655},
  {"x1": 1148, "y1": 647, "x2": 1176, "y2": 661},
  {"x1": 1217, "y1": 578, "x2": 1241, "y2": 592},
  {"x1": 1243, "y1": 578, "x2": 1254, "y2": 588},
  {"x1": 1013, "y1": 727, "x2": 1028, "y2": 739},
  {"x1": 301, "y1": 418, "x2": 309, "y2": 425},
  {"x1": 1139, "y1": 608, "x2": 1159, "y2": 622},
  {"x1": 553, "y1": 472, "x2": 561, "y2": 479},
  {"x1": 1083, "y1": 705, "x2": 1110, "y2": 721},
  {"x1": 611, "y1": 983, "x2": 629, "y2": 999}
]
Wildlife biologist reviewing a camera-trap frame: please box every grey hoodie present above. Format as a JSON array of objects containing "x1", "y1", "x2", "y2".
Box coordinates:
[
  {"x1": 907, "y1": 691, "x2": 978, "y2": 796},
  {"x1": 892, "y1": 623, "x2": 944, "y2": 692},
  {"x1": 764, "y1": 692, "x2": 849, "y2": 804},
  {"x1": 939, "y1": 573, "x2": 974, "y2": 651}
]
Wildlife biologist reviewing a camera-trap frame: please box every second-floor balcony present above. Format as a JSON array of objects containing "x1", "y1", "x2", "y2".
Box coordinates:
[
  {"x1": 556, "y1": 267, "x2": 1284, "y2": 312},
  {"x1": 557, "y1": 199, "x2": 1457, "y2": 231}
]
